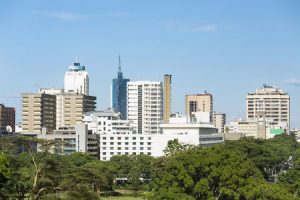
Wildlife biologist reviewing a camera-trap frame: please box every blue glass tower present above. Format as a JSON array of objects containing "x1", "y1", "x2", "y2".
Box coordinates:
[{"x1": 112, "y1": 56, "x2": 130, "y2": 119}]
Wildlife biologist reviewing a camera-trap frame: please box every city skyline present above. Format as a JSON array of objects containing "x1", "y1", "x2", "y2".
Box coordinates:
[{"x1": 1, "y1": 1, "x2": 300, "y2": 127}]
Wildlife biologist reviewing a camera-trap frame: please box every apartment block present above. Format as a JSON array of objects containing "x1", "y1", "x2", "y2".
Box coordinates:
[
  {"x1": 213, "y1": 112, "x2": 226, "y2": 133},
  {"x1": 22, "y1": 93, "x2": 56, "y2": 133},
  {"x1": 246, "y1": 85, "x2": 290, "y2": 131},
  {"x1": 127, "y1": 81, "x2": 163, "y2": 134}
]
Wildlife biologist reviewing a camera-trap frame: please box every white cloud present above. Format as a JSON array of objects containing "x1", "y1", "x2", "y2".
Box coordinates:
[
  {"x1": 33, "y1": 11, "x2": 95, "y2": 20},
  {"x1": 284, "y1": 78, "x2": 300, "y2": 86}
]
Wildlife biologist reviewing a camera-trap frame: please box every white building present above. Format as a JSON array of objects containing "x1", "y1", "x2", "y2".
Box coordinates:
[
  {"x1": 246, "y1": 85, "x2": 290, "y2": 132},
  {"x1": 64, "y1": 61, "x2": 89, "y2": 95},
  {"x1": 214, "y1": 112, "x2": 226, "y2": 133},
  {"x1": 83, "y1": 110, "x2": 223, "y2": 161},
  {"x1": 37, "y1": 123, "x2": 99, "y2": 158},
  {"x1": 127, "y1": 81, "x2": 163, "y2": 134}
]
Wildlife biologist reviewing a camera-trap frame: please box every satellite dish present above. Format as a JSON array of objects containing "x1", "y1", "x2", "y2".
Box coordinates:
[{"x1": 6, "y1": 126, "x2": 12, "y2": 133}]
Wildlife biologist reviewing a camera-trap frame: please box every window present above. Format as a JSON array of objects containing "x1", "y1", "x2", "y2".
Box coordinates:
[
  {"x1": 102, "y1": 147, "x2": 106, "y2": 150},
  {"x1": 118, "y1": 142, "x2": 121, "y2": 145},
  {"x1": 118, "y1": 137, "x2": 121, "y2": 140},
  {"x1": 110, "y1": 147, "x2": 114, "y2": 150},
  {"x1": 140, "y1": 142, "x2": 144, "y2": 145},
  {"x1": 125, "y1": 147, "x2": 129, "y2": 150},
  {"x1": 98, "y1": 122, "x2": 101, "y2": 125},
  {"x1": 110, "y1": 142, "x2": 114, "y2": 145},
  {"x1": 110, "y1": 137, "x2": 114, "y2": 140},
  {"x1": 103, "y1": 152, "x2": 106, "y2": 155},
  {"x1": 125, "y1": 142, "x2": 129, "y2": 145},
  {"x1": 140, "y1": 137, "x2": 144, "y2": 140},
  {"x1": 133, "y1": 142, "x2": 136, "y2": 145},
  {"x1": 147, "y1": 153, "x2": 151, "y2": 155},
  {"x1": 147, "y1": 142, "x2": 151, "y2": 145},
  {"x1": 125, "y1": 137, "x2": 129, "y2": 140},
  {"x1": 103, "y1": 142, "x2": 106, "y2": 145},
  {"x1": 133, "y1": 147, "x2": 136, "y2": 150},
  {"x1": 103, "y1": 157, "x2": 106, "y2": 160},
  {"x1": 147, "y1": 147, "x2": 151, "y2": 150},
  {"x1": 133, "y1": 137, "x2": 136, "y2": 140},
  {"x1": 118, "y1": 147, "x2": 121, "y2": 150},
  {"x1": 140, "y1": 147, "x2": 144, "y2": 150},
  {"x1": 103, "y1": 137, "x2": 106, "y2": 140},
  {"x1": 110, "y1": 152, "x2": 114, "y2": 155}
]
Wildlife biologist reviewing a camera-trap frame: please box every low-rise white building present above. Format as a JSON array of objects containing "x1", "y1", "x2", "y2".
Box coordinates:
[{"x1": 37, "y1": 123, "x2": 99, "y2": 158}]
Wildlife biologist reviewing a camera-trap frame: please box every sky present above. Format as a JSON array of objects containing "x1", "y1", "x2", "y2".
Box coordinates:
[{"x1": 0, "y1": 0, "x2": 300, "y2": 127}]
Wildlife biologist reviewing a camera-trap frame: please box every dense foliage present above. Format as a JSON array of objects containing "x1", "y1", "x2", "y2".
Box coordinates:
[{"x1": 0, "y1": 134, "x2": 300, "y2": 199}]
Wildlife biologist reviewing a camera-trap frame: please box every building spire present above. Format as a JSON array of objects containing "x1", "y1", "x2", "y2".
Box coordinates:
[{"x1": 118, "y1": 54, "x2": 121, "y2": 73}]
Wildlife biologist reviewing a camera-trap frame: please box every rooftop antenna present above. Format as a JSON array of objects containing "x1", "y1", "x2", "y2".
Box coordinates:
[
  {"x1": 118, "y1": 54, "x2": 121, "y2": 73},
  {"x1": 75, "y1": 57, "x2": 78, "y2": 63}
]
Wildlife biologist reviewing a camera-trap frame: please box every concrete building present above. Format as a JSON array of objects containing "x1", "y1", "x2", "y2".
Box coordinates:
[
  {"x1": 22, "y1": 93, "x2": 56, "y2": 134},
  {"x1": 224, "y1": 114, "x2": 287, "y2": 140},
  {"x1": 111, "y1": 56, "x2": 130, "y2": 119},
  {"x1": 185, "y1": 93, "x2": 213, "y2": 123},
  {"x1": 64, "y1": 61, "x2": 89, "y2": 95},
  {"x1": 39, "y1": 88, "x2": 96, "y2": 129},
  {"x1": 83, "y1": 110, "x2": 223, "y2": 161},
  {"x1": 163, "y1": 74, "x2": 172, "y2": 123},
  {"x1": 127, "y1": 81, "x2": 163, "y2": 134},
  {"x1": 56, "y1": 93, "x2": 96, "y2": 128},
  {"x1": 0, "y1": 104, "x2": 15, "y2": 133},
  {"x1": 214, "y1": 112, "x2": 226, "y2": 133},
  {"x1": 246, "y1": 85, "x2": 290, "y2": 132},
  {"x1": 37, "y1": 123, "x2": 99, "y2": 158},
  {"x1": 83, "y1": 109, "x2": 133, "y2": 135}
]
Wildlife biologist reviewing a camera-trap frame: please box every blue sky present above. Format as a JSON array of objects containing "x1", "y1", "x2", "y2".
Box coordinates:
[{"x1": 1, "y1": 0, "x2": 300, "y2": 127}]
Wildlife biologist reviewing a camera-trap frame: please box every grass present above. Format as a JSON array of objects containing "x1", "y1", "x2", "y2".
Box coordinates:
[{"x1": 101, "y1": 196, "x2": 143, "y2": 200}]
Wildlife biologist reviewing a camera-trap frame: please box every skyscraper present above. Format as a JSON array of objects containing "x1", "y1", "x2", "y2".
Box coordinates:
[
  {"x1": 185, "y1": 93, "x2": 213, "y2": 123},
  {"x1": 64, "y1": 60, "x2": 89, "y2": 95},
  {"x1": 246, "y1": 85, "x2": 290, "y2": 132},
  {"x1": 111, "y1": 56, "x2": 130, "y2": 119},
  {"x1": 163, "y1": 74, "x2": 172, "y2": 123},
  {"x1": 127, "y1": 81, "x2": 163, "y2": 134}
]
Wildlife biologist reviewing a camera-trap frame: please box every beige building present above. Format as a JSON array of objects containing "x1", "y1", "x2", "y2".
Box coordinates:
[
  {"x1": 213, "y1": 112, "x2": 226, "y2": 133},
  {"x1": 56, "y1": 93, "x2": 96, "y2": 128},
  {"x1": 163, "y1": 74, "x2": 172, "y2": 123},
  {"x1": 246, "y1": 85, "x2": 290, "y2": 131},
  {"x1": 22, "y1": 93, "x2": 56, "y2": 133},
  {"x1": 185, "y1": 93, "x2": 213, "y2": 123}
]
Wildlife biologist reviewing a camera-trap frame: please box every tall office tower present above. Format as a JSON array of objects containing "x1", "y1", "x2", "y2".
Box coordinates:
[
  {"x1": 163, "y1": 74, "x2": 172, "y2": 123},
  {"x1": 127, "y1": 81, "x2": 163, "y2": 134},
  {"x1": 111, "y1": 56, "x2": 130, "y2": 119},
  {"x1": 64, "y1": 60, "x2": 89, "y2": 95},
  {"x1": 246, "y1": 85, "x2": 290, "y2": 131},
  {"x1": 213, "y1": 112, "x2": 226, "y2": 133},
  {"x1": 0, "y1": 104, "x2": 15, "y2": 133},
  {"x1": 185, "y1": 93, "x2": 213, "y2": 123},
  {"x1": 22, "y1": 93, "x2": 56, "y2": 133}
]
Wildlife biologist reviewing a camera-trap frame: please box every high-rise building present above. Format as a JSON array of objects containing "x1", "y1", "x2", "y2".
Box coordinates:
[
  {"x1": 163, "y1": 74, "x2": 172, "y2": 123},
  {"x1": 111, "y1": 56, "x2": 130, "y2": 119},
  {"x1": 39, "y1": 88, "x2": 96, "y2": 129},
  {"x1": 246, "y1": 85, "x2": 290, "y2": 132},
  {"x1": 22, "y1": 93, "x2": 56, "y2": 133},
  {"x1": 56, "y1": 93, "x2": 96, "y2": 128},
  {"x1": 127, "y1": 81, "x2": 163, "y2": 134},
  {"x1": 213, "y1": 112, "x2": 226, "y2": 133},
  {"x1": 64, "y1": 60, "x2": 89, "y2": 95},
  {"x1": 185, "y1": 93, "x2": 213, "y2": 123},
  {"x1": 0, "y1": 104, "x2": 15, "y2": 133}
]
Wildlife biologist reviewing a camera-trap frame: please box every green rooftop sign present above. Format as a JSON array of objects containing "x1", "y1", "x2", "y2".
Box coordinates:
[{"x1": 270, "y1": 129, "x2": 285, "y2": 135}]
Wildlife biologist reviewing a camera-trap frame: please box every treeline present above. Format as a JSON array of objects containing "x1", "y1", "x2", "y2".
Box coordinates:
[{"x1": 0, "y1": 134, "x2": 300, "y2": 199}]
